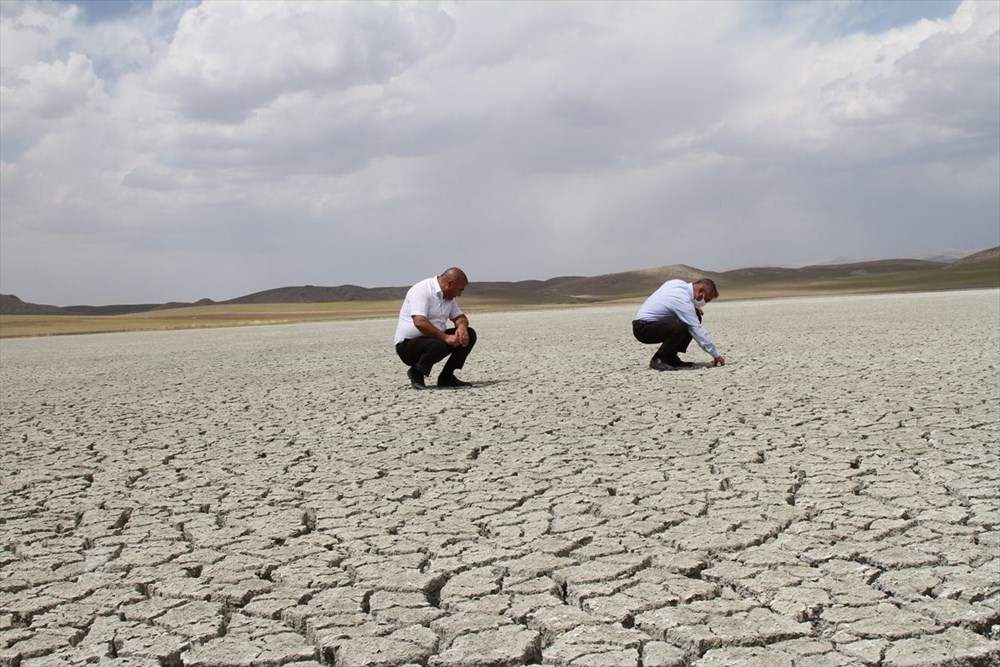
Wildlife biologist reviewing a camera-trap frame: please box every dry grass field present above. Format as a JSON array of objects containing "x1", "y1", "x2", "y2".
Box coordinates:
[
  {"x1": 0, "y1": 302, "x2": 402, "y2": 338},
  {"x1": 0, "y1": 298, "x2": 592, "y2": 338}
]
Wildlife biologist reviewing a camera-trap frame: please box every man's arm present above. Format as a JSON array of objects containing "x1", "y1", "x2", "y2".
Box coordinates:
[
  {"x1": 452, "y1": 314, "x2": 470, "y2": 347},
  {"x1": 412, "y1": 314, "x2": 464, "y2": 347},
  {"x1": 676, "y1": 307, "x2": 722, "y2": 361}
]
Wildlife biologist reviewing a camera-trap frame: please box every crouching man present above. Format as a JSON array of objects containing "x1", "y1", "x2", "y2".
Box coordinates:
[
  {"x1": 394, "y1": 267, "x2": 477, "y2": 389},
  {"x1": 632, "y1": 277, "x2": 725, "y2": 370}
]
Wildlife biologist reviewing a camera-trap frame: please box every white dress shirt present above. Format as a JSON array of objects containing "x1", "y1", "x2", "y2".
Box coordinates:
[
  {"x1": 394, "y1": 276, "x2": 464, "y2": 345},
  {"x1": 634, "y1": 279, "x2": 720, "y2": 358}
]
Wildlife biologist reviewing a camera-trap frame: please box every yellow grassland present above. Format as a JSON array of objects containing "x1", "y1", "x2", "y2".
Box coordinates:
[{"x1": 0, "y1": 298, "x2": 588, "y2": 338}]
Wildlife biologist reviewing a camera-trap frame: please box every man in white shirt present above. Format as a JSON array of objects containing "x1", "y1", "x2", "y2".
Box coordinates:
[
  {"x1": 394, "y1": 267, "x2": 477, "y2": 389},
  {"x1": 632, "y1": 278, "x2": 725, "y2": 370}
]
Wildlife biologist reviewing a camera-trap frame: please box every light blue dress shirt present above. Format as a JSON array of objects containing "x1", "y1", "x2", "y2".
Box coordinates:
[{"x1": 634, "y1": 279, "x2": 720, "y2": 358}]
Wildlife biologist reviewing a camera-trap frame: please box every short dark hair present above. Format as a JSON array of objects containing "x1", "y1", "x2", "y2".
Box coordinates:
[{"x1": 694, "y1": 278, "x2": 718, "y2": 298}]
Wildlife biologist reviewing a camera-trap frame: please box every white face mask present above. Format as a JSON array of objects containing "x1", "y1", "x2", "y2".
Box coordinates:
[{"x1": 694, "y1": 298, "x2": 706, "y2": 309}]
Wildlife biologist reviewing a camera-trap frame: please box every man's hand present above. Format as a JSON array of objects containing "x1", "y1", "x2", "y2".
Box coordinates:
[
  {"x1": 451, "y1": 315, "x2": 471, "y2": 347},
  {"x1": 713, "y1": 355, "x2": 725, "y2": 367},
  {"x1": 440, "y1": 326, "x2": 469, "y2": 347}
]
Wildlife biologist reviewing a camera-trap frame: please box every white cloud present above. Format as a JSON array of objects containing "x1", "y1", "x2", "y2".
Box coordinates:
[
  {"x1": 0, "y1": 2, "x2": 79, "y2": 70},
  {"x1": 1, "y1": 51, "x2": 106, "y2": 134},
  {"x1": 152, "y1": 1, "x2": 455, "y2": 123},
  {"x1": 0, "y1": 0, "x2": 996, "y2": 305}
]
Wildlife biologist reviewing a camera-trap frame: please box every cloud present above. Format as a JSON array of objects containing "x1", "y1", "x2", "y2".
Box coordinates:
[
  {"x1": 152, "y1": 1, "x2": 455, "y2": 123},
  {"x1": 0, "y1": 0, "x2": 996, "y2": 305},
  {"x1": 0, "y1": 1, "x2": 79, "y2": 69}
]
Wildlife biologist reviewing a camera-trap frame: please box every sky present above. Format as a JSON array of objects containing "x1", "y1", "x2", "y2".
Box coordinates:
[{"x1": 1, "y1": 0, "x2": 998, "y2": 306}]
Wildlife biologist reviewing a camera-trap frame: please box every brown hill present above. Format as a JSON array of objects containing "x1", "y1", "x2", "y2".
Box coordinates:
[
  {"x1": 222, "y1": 285, "x2": 406, "y2": 304},
  {"x1": 0, "y1": 294, "x2": 68, "y2": 315},
  {"x1": 536, "y1": 264, "x2": 711, "y2": 300},
  {"x1": 955, "y1": 246, "x2": 1000, "y2": 266},
  {"x1": 718, "y1": 258, "x2": 947, "y2": 288},
  {"x1": 455, "y1": 278, "x2": 586, "y2": 303},
  {"x1": 3, "y1": 248, "x2": 996, "y2": 315}
]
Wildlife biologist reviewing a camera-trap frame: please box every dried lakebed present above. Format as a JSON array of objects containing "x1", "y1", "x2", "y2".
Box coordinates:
[{"x1": 2, "y1": 290, "x2": 998, "y2": 667}]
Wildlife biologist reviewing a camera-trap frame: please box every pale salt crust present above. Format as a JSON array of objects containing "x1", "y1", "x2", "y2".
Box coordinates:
[{"x1": 1, "y1": 290, "x2": 998, "y2": 666}]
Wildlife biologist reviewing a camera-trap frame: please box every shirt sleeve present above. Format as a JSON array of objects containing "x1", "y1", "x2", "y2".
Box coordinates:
[
  {"x1": 676, "y1": 304, "x2": 720, "y2": 358},
  {"x1": 449, "y1": 300, "x2": 464, "y2": 322},
  {"x1": 409, "y1": 286, "x2": 431, "y2": 318}
]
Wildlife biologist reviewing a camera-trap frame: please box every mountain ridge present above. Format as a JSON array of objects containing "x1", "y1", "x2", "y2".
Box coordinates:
[{"x1": 2, "y1": 248, "x2": 997, "y2": 316}]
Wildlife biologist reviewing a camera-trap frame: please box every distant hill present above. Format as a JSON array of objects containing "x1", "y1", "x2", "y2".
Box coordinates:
[
  {"x1": 222, "y1": 285, "x2": 405, "y2": 305},
  {"x1": 920, "y1": 250, "x2": 980, "y2": 264},
  {"x1": 955, "y1": 246, "x2": 1000, "y2": 266},
  {"x1": 467, "y1": 264, "x2": 708, "y2": 302},
  {"x1": 718, "y1": 258, "x2": 947, "y2": 286},
  {"x1": 2, "y1": 248, "x2": 996, "y2": 315},
  {"x1": 0, "y1": 294, "x2": 68, "y2": 315},
  {"x1": 545, "y1": 264, "x2": 708, "y2": 299},
  {"x1": 823, "y1": 249, "x2": 982, "y2": 265}
]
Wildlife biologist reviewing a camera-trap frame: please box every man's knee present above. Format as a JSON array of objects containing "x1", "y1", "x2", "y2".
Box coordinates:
[
  {"x1": 445, "y1": 327, "x2": 477, "y2": 349},
  {"x1": 423, "y1": 338, "x2": 451, "y2": 359}
]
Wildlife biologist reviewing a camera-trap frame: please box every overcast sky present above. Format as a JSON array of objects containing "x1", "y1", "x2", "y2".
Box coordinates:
[{"x1": 1, "y1": 0, "x2": 998, "y2": 306}]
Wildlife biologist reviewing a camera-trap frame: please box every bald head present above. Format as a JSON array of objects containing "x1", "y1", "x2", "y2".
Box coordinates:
[
  {"x1": 441, "y1": 267, "x2": 468, "y2": 285},
  {"x1": 438, "y1": 267, "x2": 469, "y2": 300}
]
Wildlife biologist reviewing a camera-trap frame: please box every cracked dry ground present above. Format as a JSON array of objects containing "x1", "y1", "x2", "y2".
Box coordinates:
[{"x1": 1, "y1": 291, "x2": 999, "y2": 667}]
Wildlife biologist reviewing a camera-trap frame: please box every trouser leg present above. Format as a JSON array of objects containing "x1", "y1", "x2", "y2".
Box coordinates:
[
  {"x1": 439, "y1": 327, "x2": 476, "y2": 376},
  {"x1": 632, "y1": 319, "x2": 692, "y2": 359},
  {"x1": 396, "y1": 327, "x2": 477, "y2": 376},
  {"x1": 396, "y1": 337, "x2": 448, "y2": 376}
]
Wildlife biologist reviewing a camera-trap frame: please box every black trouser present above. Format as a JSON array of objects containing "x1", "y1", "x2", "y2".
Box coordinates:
[
  {"x1": 632, "y1": 319, "x2": 691, "y2": 360},
  {"x1": 395, "y1": 327, "x2": 477, "y2": 377}
]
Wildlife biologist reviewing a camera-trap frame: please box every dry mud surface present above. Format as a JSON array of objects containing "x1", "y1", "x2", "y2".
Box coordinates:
[{"x1": 2, "y1": 290, "x2": 999, "y2": 667}]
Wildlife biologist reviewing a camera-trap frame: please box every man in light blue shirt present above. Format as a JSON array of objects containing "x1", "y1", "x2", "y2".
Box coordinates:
[{"x1": 632, "y1": 278, "x2": 725, "y2": 370}]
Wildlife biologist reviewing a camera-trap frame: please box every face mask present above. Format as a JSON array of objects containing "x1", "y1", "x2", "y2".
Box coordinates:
[{"x1": 694, "y1": 298, "x2": 706, "y2": 309}]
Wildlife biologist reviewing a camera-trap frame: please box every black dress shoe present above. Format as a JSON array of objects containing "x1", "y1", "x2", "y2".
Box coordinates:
[
  {"x1": 407, "y1": 367, "x2": 426, "y2": 389},
  {"x1": 437, "y1": 374, "x2": 471, "y2": 388},
  {"x1": 663, "y1": 354, "x2": 694, "y2": 368},
  {"x1": 649, "y1": 356, "x2": 678, "y2": 371}
]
